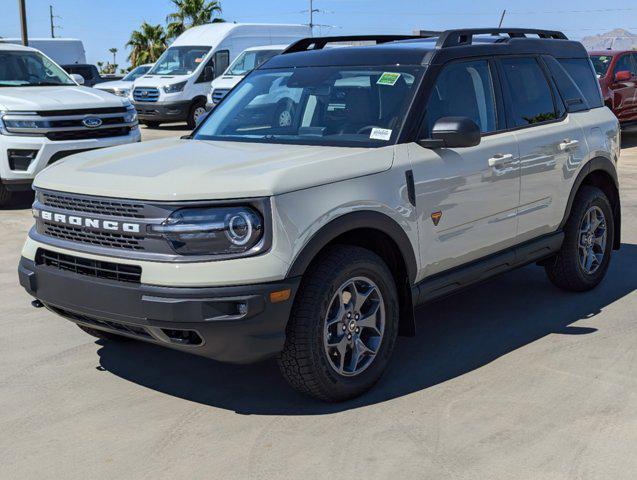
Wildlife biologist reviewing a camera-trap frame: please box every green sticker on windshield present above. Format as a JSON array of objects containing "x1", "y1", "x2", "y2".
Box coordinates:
[{"x1": 377, "y1": 72, "x2": 401, "y2": 86}]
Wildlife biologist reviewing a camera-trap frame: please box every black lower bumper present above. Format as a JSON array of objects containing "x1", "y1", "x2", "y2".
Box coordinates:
[
  {"x1": 2, "y1": 179, "x2": 33, "y2": 192},
  {"x1": 19, "y1": 257, "x2": 300, "y2": 363},
  {"x1": 134, "y1": 100, "x2": 191, "y2": 123}
]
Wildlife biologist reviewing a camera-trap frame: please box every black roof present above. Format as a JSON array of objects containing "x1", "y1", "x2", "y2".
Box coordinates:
[{"x1": 262, "y1": 29, "x2": 589, "y2": 70}]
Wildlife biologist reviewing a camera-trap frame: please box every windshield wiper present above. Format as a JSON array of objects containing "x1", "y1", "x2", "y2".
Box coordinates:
[{"x1": 31, "y1": 81, "x2": 71, "y2": 87}]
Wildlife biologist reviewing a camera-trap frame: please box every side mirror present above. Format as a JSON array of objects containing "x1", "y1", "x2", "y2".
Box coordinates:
[
  {"x1": 203, "y1": 66, "x2": 214, "y2": 82},
  {"x1": 615, "y1": 70, "x2": 632, "y2": 82},
  {"x1": 70, "y1": 73, "x2": 85, "y2": 85},
  {"x1": 418, "y1": 117, "x2": 481, "y2": 149}
]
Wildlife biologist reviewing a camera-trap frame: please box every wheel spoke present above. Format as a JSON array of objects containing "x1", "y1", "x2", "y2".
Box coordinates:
[{"x1": 357, "y1": 302, "x2": 382, "y2": 335}]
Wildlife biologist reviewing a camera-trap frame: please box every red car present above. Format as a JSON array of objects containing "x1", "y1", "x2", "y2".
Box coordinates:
[{"x1": 589, "y1": 50, "x2": 637, "y2": 129}]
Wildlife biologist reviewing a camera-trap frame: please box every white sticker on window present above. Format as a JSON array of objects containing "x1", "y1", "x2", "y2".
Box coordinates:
[{"x1": 370, "y1": 128, "x2": 392, "y2": 141}]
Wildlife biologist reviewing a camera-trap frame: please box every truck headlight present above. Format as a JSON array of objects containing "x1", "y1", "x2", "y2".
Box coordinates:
[
  {"x1": 113, "y1": 87, "x2": 130, "y2": 97},
  {"x1": 150, "y1": 206, "x2": 264, "y2": 256},
  {"x1": 163, "y1": 81, "x2": 187, "y2": 94},
  {"x1": 123, "y1": 105, "x2": 138, "y2": 124}
]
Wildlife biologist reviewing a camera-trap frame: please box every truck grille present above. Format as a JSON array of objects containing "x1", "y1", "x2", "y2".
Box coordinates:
[
  {"x1": 212, "y1": 88, "x2": 229, "y2": 105},
  {"x1": 40, "y1": 192, "x2": 145, "y2": 218},
  {"x1": 42, "y1": 223, "x2": 145, "y2": 250},
  {"x1": 36, "y1": 249, "x2": 142, "y2": 283},
  {"x1": 133, "y1": 87, "x2": 160, "y2": 102},
  {"x1": 46, "y1": 126, "x2": 131, "y2": 141}
]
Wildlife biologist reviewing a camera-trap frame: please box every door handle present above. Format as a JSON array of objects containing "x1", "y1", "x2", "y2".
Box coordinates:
[
  {"x1": 488, "y1": 153, "x2": 514, "y2": 168},
  {"x1": 559, "y1": 139, "x2": 579, "y2": 151}
]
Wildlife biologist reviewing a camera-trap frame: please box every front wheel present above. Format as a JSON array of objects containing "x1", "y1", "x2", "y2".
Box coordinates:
[
  {"x1": 142, "y1": 121, "x2": 161, "y2": 128},
  {"x1": 278, "y1": 246, "x2": 399, "y2": 402},
  {"x1": 545, "y1": 185, "x2": 614, "y2": 291},
  {"x1": 187, "y1": 100, "x2": 207, "y2": 129}
]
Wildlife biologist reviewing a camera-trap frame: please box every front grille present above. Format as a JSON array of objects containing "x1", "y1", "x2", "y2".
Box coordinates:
[
  {"x1": 42, "y1": 223, "x2": 145, "y2": 250},
  {"x1": 133, "y1": 87, "x2": 160, "y2": 103},
  {"x1": 37, "y1": 106, "x2": 128, "y2": 117},
  {"x1": 48, "y1": 306, "x2": 152, "y2": 338},
  {"x1": 212, "y1": 88, "x2": 229, "y2": 104},
  {"x1": 46, "y1": 126, "x2": 131, "y2": 141},
  {"x1": 48, "y1": 116, "x2": 126, "y2": 128},
  {"x1": 36, "y1": 249, "x2": 142, "y2": 283},
  {"x1": 40, "y1": 192, "x2": 145, "y2": 218}
]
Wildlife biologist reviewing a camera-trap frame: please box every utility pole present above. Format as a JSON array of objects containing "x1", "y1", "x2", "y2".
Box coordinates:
[
  {"x1": 498, "y1": 9, "x2": 507, "y2": 28},
  {"x1": 18, "y1": 0, "x2": 29, "y2": 46},
  {"x1": 50, "y1": 5, "x2": 55, "y2": 38}
]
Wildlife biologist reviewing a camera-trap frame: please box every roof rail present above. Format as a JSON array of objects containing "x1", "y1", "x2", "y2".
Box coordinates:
[
  {"x1": 435, "y1": 28, "x2": 568, "y2": 49},
  {"x1": 282, "y1": 35, "x2": 428, "y2": 54}
]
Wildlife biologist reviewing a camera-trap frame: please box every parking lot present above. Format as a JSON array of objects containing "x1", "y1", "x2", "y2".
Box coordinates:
[{"x1": 1, "y1": 126, "x2": 635, "y2": 479}]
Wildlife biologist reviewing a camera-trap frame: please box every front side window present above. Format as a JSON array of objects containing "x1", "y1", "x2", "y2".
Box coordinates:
[
  {"x1": 614, "y1": 54, "x2": 637, "y2": 76},
  {"x1": 0, "y1": 51, "x2": 75, "y2": 87},
  {"x1": 226, "y1": 49, "x2": 282, "y2": 76},
  {"x1": 500, "y1": 57, "x2": 558, "y2": 127},
  {"x1": 422, "y1": 59, "x2": 497, "y2": 135},
  {"x1": 194, "y1": 66, "x2": 423, "y2": 147},
  {"x1": 149, "y1": 46, "x2": 211, "y2": 76},
  {"x1": 213, "y1": 50, "x2": 230, "y2": 78}
]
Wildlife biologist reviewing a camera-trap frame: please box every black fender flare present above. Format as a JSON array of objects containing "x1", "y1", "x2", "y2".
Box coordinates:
[{"x1": 560, "y1": 156, "x2": 621, "y2": 249}]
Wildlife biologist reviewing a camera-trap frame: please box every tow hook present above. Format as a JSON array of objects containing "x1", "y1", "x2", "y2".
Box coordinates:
[{"x1": 31, "y1": 299, "x2": 44, "y2": 309}]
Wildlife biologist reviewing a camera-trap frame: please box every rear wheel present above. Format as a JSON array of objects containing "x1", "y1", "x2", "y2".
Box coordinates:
[
  {"x1": 142, "y1": 121, "x2": 161, "y2": 128},
  {"x1": 187, "y1": 100, "x2": 207, "y2": 129},
  {"x1": 545, "y1": 186, "x2": 614, "y2": 291},
  {"x1": 0, "y1": 182, "x2": 12, "y2": 207},
  {"x1": 278, "y1": 246, "x2": 399, "y2": 402},
  {"x1": 77, "y1": 324, "x2": 129, "y2": 342}
]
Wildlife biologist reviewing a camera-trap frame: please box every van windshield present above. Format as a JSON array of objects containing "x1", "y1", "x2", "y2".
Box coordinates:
[
  {"x1": 590, "y1": 55, "x2": 613, "y2": 77},
  {"x1": 0, "y1": 50, "x2": 75, "y2": 87},
  {"x1": 149, "y1": 46, "x2": 211, "y2": 76},
  {"x1": 226, "y1": 49, "x2": 283, "y2": 76},
  {"x1": 194, "y1": 66, "x2": 423, "y2": 147},
  {"x1": 123, "y1": 64, "x2": 152, "y2": 81}
]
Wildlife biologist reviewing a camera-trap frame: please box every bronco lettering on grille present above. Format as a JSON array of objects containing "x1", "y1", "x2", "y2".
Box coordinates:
[{"x1": 36, "y1": 210, "x2": 141, "y2": 233}]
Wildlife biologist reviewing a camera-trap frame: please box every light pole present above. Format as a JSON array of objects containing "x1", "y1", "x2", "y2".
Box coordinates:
[{"x1": 18, "y1": 0, "x2": 29, "y2": 46}]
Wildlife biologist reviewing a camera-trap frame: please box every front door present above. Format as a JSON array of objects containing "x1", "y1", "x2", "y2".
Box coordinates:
[
  {"x1": 409, "y1": 59, "x2": 520, "y2": 278},
  {"x1": 609, "y1": 53, "x2": 637, "y2": 124}
]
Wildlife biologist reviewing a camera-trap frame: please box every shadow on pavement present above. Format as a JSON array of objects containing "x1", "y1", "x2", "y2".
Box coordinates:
[
  {"x1": 1, "y1": 191, "x2": 34, "y2": 211},
  {"x1": 97, "y1": 243, "x2": 637, "y2": 415},
  {"x1": 622, "y1": 131, "x2": 637, "y2": 149}
]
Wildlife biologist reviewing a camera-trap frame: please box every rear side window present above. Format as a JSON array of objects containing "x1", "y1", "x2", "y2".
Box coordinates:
[
  {"x1": 500, "y1": 57, "x2": 558, "y2": 127},
  {"x1": 558, "y1": 58, "x2": 604, "y2": 109},
  {"x1": 542, "y1": 56, "x2": 589, "y2": 112},
  {"x1": 423, "y1": 59, "x2": 498, "y2": 135}
]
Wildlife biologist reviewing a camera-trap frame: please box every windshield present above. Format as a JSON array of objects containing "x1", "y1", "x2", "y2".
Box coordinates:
[
  {"x1": 226, "y1": 49, "x2": 282, "y2": 76},
  {"x1": 149, "y1": 46, "x2": 211, "y2": 76},
  {"x1": 590, "y1": 55, "x2": 613, "y2": 77},
  {"x1": 0, "y1": 50, "x2": 75, "y2": 87},
  {"x1": 123, "y1": 64, "x2": 151, "y2": 81},
  {"x1": 194, "y1": 66, "x2": 423, "y2": 147}
]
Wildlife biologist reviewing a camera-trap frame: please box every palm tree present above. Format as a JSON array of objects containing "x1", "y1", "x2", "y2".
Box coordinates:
[
  {"x1": 109, "y1": 47, "x2": 118, "y2": 66},
  {"x1": 126, "y1": 22, "x2": 168, "y2": 67},
  {"x1": 166, "y1": 0, "x2": 224, "y2": 39}
]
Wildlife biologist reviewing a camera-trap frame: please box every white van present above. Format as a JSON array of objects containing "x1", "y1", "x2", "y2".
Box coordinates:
[
  {"x1": 131, "y1": 23, "x2": 310, "y2": 128},
  {"x1": 0, "y1": 38, "x2": 86, "y2": 65},
  {"x1": 206, "y1": 44, "x2": 288, "y2": 109}
]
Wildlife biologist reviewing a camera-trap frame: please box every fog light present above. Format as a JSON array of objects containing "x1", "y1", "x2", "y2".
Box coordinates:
[{"x1": 8, "y1": 149, "x2": 38, "y2": 171}]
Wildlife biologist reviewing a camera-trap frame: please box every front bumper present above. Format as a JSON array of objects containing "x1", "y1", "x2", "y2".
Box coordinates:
[
  {"x1": 19, "y1": 256, "x2": 300, "y2": 364},
  {"x1": 134, "y1": 100, "x2": 191, "y2": 122},
  {"x1": 0, "y1": 128, "x2": 141, "y2": 182}
]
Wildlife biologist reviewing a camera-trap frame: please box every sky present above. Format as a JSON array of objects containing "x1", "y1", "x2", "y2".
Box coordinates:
[{"x1": 1, "y1": 0, "x2": 636, "y2": 66}]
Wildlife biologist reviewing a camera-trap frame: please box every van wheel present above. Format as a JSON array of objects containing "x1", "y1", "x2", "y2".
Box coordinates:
[
  {"x1": 545, "y1": 186, "x2": 614, "y2": 291},
  {"x1": 278, "y1": 246, "x2": 399, "y2": 402},
  {"x1": 187, "y1": 100, "x2": 207, "y2": 129},
  {"x1": 0, "y1": 182, "x2": 13, "y2": 207},
  {"x1": 77, "y1": 324, "x2": 129, "y2": 342},
  {"x1": 142, "y1": 121, "x2": 161, "y2": 128}
]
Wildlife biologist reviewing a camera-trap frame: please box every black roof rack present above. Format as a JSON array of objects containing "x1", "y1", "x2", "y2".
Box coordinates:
[
  {"x1": 435, "y1": 28, "x2": 568, "y2": 48},
  {"x1": 283, "y1": 34, "x2": 436, "y2": 54}
]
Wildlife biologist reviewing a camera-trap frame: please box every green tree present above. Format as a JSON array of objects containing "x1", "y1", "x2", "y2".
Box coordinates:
[
  {"x1": 109, "y1": 47, "x2": 118, "y2": 66},
  {"x1": 166, "y1": 0, "x2": 224, "y2": 39},
  {"x1": 126, "y1": 22, "x2": 168, "y2": 67}
]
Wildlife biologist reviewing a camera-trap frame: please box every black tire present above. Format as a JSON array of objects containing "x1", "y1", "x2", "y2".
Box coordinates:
[
  {"x1": 77, "y1": 324, "x2": 129, "y2": 342},
  {"x1": 187, "y1": 100, "x2": 207, "y2": 129},
  {"x1": 0, "y1": 182, "x2": 12, "y2": 207},
  {"x1": 545, "y1": 185, "x2": 614, "y2": 292},
  {"x1": 142, "y1": 121, "x2": 161, "y2": 128},
  {"x1": 278, "y1": 245, "x2": 399, "y2": 402}
]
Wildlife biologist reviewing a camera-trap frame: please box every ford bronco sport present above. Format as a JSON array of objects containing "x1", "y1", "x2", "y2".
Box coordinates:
[{"x1": 19, "y1": 29, "x2": 621, "y2": 402}]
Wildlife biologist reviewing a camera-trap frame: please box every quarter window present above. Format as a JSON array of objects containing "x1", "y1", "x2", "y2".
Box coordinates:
[
  {"x1": 500, "y1": 57, "x2": 558, "y2": 127},
  {"x1": 423, "y1": 60, "x2": 497, "y2": 135},
  {"x1": 557, "y1": 58, "x2": 603, "y2": 109}
]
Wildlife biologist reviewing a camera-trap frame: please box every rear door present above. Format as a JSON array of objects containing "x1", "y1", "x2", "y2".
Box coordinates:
[
  {"x1": 498, "y1": 56, "x2": 588, "y2": 243},
  {"x1": 409, "y1": 59, "x2": 521, "y2": 277}
]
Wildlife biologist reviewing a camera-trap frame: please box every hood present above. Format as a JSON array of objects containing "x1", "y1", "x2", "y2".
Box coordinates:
[
  {"x1": 34, "y1": 138, "x2": 394, "y2": 201},
  {"x1": 0, "y1": 85, "x2": 127, "y2": 111},
  {"x1": 133, "y1": 74, "x2": 191, "y2": 88},
  {"x1": 210, "y1": 75, "x2": 243, "y2": 90},
  {"x1": 95, "y1": 80, "x2": 132, "y2": 90}
]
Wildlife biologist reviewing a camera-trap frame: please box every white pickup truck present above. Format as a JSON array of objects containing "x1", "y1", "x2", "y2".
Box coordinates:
[{"x1": 0, "y1": 43, "x2": 141, "y2": 205}]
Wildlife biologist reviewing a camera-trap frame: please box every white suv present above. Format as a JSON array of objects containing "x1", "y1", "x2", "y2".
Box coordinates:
[
  {"x1": 19, "y1": 30, "x2": 621, "y2": 401},
  {"x1": 0, "y1": 44, "x2": 141, "y2": 206}
]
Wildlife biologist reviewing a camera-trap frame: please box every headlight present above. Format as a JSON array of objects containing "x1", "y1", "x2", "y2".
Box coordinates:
[
  {"x1": 150, "y1": 206, "x2": 264, "y2": 256},
  {"x1": 123, "y1": 105, "x2": 138, "y2": 123},
  {"x1": 163, "y1": 81, "x2": 187, "y2": 94},
  {"x1": 3, "y1": 118, "x2": 49, "y2": 130},
  {"x1": 113, "y1": 87, "x2": 130, "y2": 97}
]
